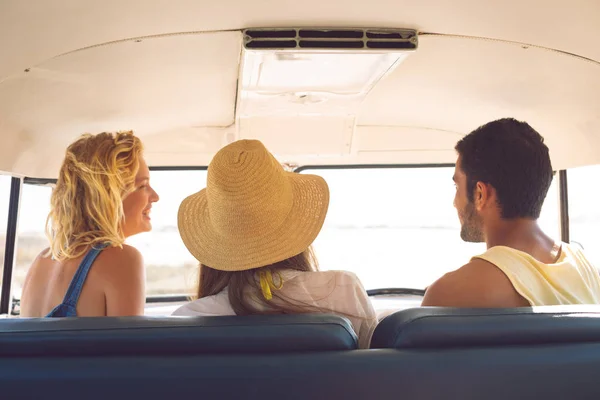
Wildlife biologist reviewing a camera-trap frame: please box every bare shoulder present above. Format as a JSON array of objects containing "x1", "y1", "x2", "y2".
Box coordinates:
[
  {"x1": 98, "y1": 244, "x2": 146, "y2": 316},
  {"x1": 93, "y1": 244, "x2": 144, "y2": 278},
  {"x1": 25, "y1": 247, "x2": 54, "y2": 275},
  {"x1": 22, "y1": 248, "x2": 51, "y2": 282},
  {"x1": 459, "y1": 258, "x2": 511, "y2": 280},
  {"x1": 422, "y1": 258, "x2": 522, "y2": 307},
  {"x1": 101, "y1": 244, "x2": 143, "y2": 263},
  {"x1": 33, "y1": 247, "x2": 52, "y2": 263},
  {"x1": 421, "y1": 266, "x2": 470, "y2": 306}
]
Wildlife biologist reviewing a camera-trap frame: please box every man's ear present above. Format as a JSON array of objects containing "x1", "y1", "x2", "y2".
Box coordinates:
[{"x1": 474, "y1": 181, "x2": 491, "y2": 211}]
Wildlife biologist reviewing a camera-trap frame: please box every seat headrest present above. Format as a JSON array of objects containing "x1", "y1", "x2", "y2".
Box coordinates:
[
  {"x1": 371, "y1": 306, "x2": 600, "y2": 349},
  {"x1": 0, "y1": 314, "x2": 357, "y2": 356}
]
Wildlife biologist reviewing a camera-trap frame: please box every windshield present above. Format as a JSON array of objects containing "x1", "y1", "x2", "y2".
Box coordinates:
[
  {"x1": 0, "y1": 165, "x2": 563, "y2": 297},
  {"x1": 301, "y1": 167, "x2": 559, "y2": 290}
]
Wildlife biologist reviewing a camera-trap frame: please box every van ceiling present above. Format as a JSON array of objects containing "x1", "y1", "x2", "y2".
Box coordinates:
[{"x1": 1, "y1": 0, "x2": 599, "y2": 178}]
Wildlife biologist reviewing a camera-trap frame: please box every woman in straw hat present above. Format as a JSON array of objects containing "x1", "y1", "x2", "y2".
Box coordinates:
[
  {"x1": 20, "y1": 131, "x2": 159, "y2": 317},
  {"x1": 173, "y1": 139, "x2": 377, "y2": 348}
]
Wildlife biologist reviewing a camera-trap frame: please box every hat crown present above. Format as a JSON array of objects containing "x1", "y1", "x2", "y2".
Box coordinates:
[{"x1": 206, "y1": 140, "x2": 293, "y2": 237}]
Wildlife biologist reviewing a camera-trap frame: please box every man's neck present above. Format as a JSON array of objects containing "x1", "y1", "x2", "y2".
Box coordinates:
[
  {"x1": 485, "y1": 218, "x2": 546, "y2": 250},
  {"x1": 484, "y1": 218, "x2": 558, "y2": 263}
]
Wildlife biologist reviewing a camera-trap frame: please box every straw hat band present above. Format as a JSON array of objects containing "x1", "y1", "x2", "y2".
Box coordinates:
[{"x1": 206, "y1": 147, "x2": 293, "y2": 238}]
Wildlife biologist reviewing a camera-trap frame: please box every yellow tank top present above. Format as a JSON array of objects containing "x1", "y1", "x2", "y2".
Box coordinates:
[{"x1": 473, "y1": 244, "x2": 600, "y2": 306}]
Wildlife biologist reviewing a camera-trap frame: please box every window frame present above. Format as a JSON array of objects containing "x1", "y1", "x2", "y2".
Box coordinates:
[
  {"x1": 1, "y1": 176, "x2": 23, "y2": 314},
  {"x1": 558, "y1": 170, "x2": 570, "y2": 243}
]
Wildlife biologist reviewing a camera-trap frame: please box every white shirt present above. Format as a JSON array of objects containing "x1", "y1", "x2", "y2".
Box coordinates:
[{"x1": 173, "y1": 270, "x2": 377, "y2": 348}]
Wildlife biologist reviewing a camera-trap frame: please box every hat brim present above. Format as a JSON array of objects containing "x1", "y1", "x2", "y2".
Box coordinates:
[{"x1": 177, "y1": 172, "x2": 329, "y2": 271}]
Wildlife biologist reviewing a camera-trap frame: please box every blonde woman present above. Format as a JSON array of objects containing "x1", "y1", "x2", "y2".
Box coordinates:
[
  {"x1": 173, "y1": 139, "x2": 377, "y2": 348},
  {"x1": 20, "y1": 131, "x2": 159, "y2": 317}
]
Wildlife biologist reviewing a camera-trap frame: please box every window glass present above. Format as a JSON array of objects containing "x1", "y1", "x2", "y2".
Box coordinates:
[
  {"x1": 13, "y1": 171, "x2": 206, "y2": 298},
  {"x1": 539, "y1": 174, "x2": 560, "y2": 240},
  {"x1": 128, "y1": 170, "x2": 206, "y2": 296},
  {"x1": 567, "y1": 165, "x2": 600, "y2": 267},
  {"x1": 301, "y1": 167, "x2": 559, "y2": 290},
  {"x1": 10, "y1": 167, "x2": 561, "y2": 297},
  {"x1": 12, "y1": 184, "x2": 52, "y2": 296}
]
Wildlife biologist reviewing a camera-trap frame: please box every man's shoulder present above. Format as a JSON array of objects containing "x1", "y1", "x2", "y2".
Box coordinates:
[
  {"x1": 422, "y1": 258, "x2": 526, "y2": 307},
  {"x1": 425, "y1": 259, "x2": 497, "y2": 292}
]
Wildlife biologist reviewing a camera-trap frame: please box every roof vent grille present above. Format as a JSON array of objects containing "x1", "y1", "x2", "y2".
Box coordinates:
[{"x1": 244, "y1": 28, "x2": 418, "y2": 51}]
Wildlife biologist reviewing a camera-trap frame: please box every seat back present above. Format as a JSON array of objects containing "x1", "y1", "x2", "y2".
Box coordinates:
[
  {"x1": 371, "y1": 305, "x2": 600, "y2": 348},
  {"x1": 5, "y1": 309, "x2": 600, "y2": 399},
  {"x1": 0, "y1": 313, "x2": 357, "y2": 356}
]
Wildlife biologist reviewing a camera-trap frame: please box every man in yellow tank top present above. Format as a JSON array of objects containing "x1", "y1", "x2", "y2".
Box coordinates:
[{"x1": 422, "y1": 118, "x2": 600, "y2": 307}]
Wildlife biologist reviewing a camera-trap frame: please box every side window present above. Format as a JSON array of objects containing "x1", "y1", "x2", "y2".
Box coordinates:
[
  {"x1": 127, "y1": 170, "x2": 206, "y2": 296},
  {"x1": 567, "y1": 165, "x2": 600, "y2": 267},
  {"x1": 13, "y1": 183, "x2": 53, "y2": 295},
  {"x1": 300, "y1": 167, "x2": 559, "y2": 290},
  {"x1": 538, "y1": 175, "x2": 560, "y2": 240},
  {"x1": 0, "y1": 175, "x2": 12, "y2": 289},
  {"x1": 13, "y1": 171, "x2": 204, "y2": 299}
]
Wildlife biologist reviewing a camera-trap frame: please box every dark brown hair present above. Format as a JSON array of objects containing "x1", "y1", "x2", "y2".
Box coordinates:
[
  {"x1": 196, "y1": 247, "x2": 320, "y2": 315},
  {"x1": 455, "y1": 118, "x2": 553, "y2": 219}
]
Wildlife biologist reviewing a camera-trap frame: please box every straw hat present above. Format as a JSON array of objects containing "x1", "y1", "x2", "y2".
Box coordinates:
[{"x1": 178, "y1": 139, "x2": 329, "y2": 271}]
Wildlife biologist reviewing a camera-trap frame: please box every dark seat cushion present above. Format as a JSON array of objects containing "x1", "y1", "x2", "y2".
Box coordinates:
[
  {"x1": 371, "y1": 305, "x2": 600, "y2": 349},
  {"x1": 0, "y1": 313, "x2": 357, "y2": 356}
]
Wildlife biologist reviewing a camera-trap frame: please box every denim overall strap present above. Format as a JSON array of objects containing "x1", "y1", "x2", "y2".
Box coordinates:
[
  {"x1": 46, "y1": 244, "x2": 108, "y2": 317},
  {"x1": 61, "y1": 244, "x2": 108, "y2": 308}
]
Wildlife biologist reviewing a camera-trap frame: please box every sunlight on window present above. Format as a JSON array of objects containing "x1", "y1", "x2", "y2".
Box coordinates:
[
  {"x1": 4, "y1": 166, "x2": 564, "y2": 298},
  {"x1": 539, "y1": 177, "x2": 560, "y2": 240},
  {"x1": 127, "y1": 170, "x2": 206, "y2": 296},
  {"x1": 301, "y1": 167, "x2": 559, "y2": 290},
  {"x1": 13, "y1": 173, "x2": 205, "y2": 297},
  {"x1": 12, "y1": 184, "x2": 52, "y2": 295},
  {"x1": 568, "y1": 165, "x2": 600, "y2": 267},
  {"x1": 6, "y1": 173, "x2": 204, "y2": 298}
]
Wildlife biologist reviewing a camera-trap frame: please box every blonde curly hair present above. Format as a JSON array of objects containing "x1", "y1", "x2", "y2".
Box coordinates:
[{"x1": 45, "y1": 131, "x2": 143, "y2": 260}]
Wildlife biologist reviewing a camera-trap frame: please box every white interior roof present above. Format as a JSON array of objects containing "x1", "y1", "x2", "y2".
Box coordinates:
[{"x1": 1, "y1": 0, "x2": 599, "y2": 178}]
